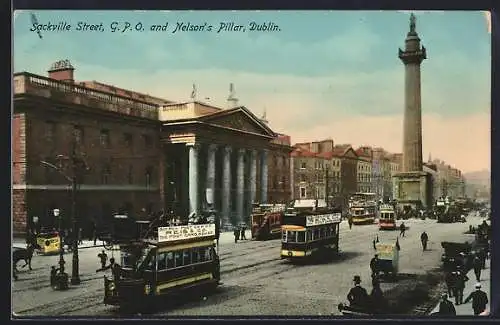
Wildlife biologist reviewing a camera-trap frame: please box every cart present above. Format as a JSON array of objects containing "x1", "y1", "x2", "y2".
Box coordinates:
[{"x1": 375, "y1": 242, "x2": 399, "y2": 280}]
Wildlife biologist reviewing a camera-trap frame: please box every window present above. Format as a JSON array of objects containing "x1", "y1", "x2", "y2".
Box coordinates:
[
  {"x1": 300, "y1": 174, "x2": 306, "y2": 182},
  {"x1": 45, "y1": 121, "x2": 57, "y2": 142},
  {"x1": 297, "y1": 231, "x2": 306, "y2": 242},
  {"x1": 183, "y1": 250, "x2": 191, "y2": 265},
  {"x1": 123, "y1": 133, "x2": 133, "y2": 148},
  {"x1": 157, "y1": 253, "x2": 167, "y2": 270},
  {"x1": 192, "y1": 248, "x2": 200, "y2": 264},
  {"x1": 100, "y1": 129, "x2": 110, "y2": 148},
  {"x1": 145, "y1": 167, "x2": 153, "y2": 187},
  {"x1": 127, "y1": 166, "x2": 133, "y2": 184},
  {"x1": 300, "y1": 187, "x2": 306, "y2": 198},
  {"x1": 174, "y1": 251, "x2": 183, "y2": 267},
  {"x1": 166, "y1": 252, "x2": 174, "y2": 268},
  {"x1": 73, "y1": 125, "x2": 84, "y2": 144},
  {"x1": 287, "y1": 231, "x2": 297, "y2": 243},
  {"x1": 101, "y1": 164, "x2": 111, "y2": 184},
  {"x1": 142, "y1": 134, "x2": 152, "y2": 148},
  {"x1": 300, "y1": 162, "x2": 306, "y2": 169}
]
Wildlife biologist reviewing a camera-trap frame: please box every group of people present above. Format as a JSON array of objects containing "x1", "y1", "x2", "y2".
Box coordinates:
[
  {"x1": 438, "y1": 282, "x2": 488, "y2": 316},
  {"x1": 346, "y1": 275, "x2": 388, "y2": 313},
  {"x1": 233, "y1": 225, "x2": 247, "y2": 243}
]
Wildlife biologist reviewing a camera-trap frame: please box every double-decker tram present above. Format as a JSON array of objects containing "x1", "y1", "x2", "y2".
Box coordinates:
[
  {"x1": 251, "y1": 203, "x2": 286, "y2": 240},
  {"x1": 280, "y1": 199, "x2": 341, "y2": 261},
  {"x1": 103, "y1": 221, "x2": 220, "y2": 312},
  {"x1": 378, "y1": 204, "x2": 396, "y2": 230},
  {"x1": 349, "y1": 192, "x2": 377, "y2": 225}
]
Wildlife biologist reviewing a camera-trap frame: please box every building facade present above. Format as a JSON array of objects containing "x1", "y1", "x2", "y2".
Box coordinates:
[
  {"x1": 266, "y1": 134, "x2": 293, "y2": 204},
  {"x1": 12, "y1": 60, "x2": 281, "y2": 235},
  {"x1": 291, "y1": 148, "x2": 327, "y2": 200},
  {"x1": 355, "y1": 146, "x2": 373, "y2": 193}
]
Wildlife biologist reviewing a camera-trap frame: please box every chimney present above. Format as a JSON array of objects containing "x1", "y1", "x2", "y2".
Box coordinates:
[{"x1": 48, "y1": 59, "x2": 75, "y2": 83}]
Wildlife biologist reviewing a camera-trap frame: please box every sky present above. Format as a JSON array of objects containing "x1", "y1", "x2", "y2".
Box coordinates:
[{"x1": 13, "y1": 10, "x2": 491, "y2": 173}]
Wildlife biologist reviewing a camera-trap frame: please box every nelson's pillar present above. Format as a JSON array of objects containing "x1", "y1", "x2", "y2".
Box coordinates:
[{"x1": 392, "y1": 13, "x2": 432, "y2": 211}]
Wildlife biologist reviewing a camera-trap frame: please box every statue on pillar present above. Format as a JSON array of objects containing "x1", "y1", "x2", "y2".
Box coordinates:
[{"x1": 409, "y1": 13, "x2": 416, "y2": 33}]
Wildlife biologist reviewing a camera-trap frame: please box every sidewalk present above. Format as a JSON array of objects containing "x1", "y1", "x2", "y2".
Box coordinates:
[{"x1": 430, "y1": 258, "x2": 490, "y2": 315}]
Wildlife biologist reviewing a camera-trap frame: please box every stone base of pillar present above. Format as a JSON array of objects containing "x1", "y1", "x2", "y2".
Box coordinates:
[{"x1": 392, "y1": 171, "x2": 431, "y2": 210}]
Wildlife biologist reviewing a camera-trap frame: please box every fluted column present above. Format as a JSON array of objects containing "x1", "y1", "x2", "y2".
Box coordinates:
[
  {"x1": 236, "y1": 148, "x2": 246, "y2": 224},
  {"x1": 260, "y1": 149, "x2": 269, "y2": 204},
  {"x1": 206, "y1": 144, "x2": 217, "y2": 207},
  {"x1": 188, "y1": 143, "x2": 199, "y2": 215},
  {"x1": 249, "y1": 150, "x2": 258, "y2": 206},
  {"x1": 222, "y1": 146, "x2": 232, "y2": 226}
]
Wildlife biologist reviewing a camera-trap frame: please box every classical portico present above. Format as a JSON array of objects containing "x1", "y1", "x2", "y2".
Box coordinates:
[{"x1": 160, "y1": 101, "x2": 275, "y2": 227}]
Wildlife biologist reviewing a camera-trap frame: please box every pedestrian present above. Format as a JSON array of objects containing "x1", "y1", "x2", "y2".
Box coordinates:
[
  {"x1": 50, "y1": 266, "x2": 58, "y2": 287},
  {"x1": 454, "y1": 269, "x2": 469, "y2": 305},
  {"x1": 91, "y1": 220, "x2": 98, "y2": 246},
  {"x1": 438, "y1": 293, "x2": 456, "y2": 315},
  {"x1": 463, "y1": 283, "x2": 488, "y2": 315},
  {"x1": 420, "y1": 231, "x2": 428, "y2": 251},
  {"x1": 445, "y1": 271, "x2": 454, "y2": 298},
  {"x1": 370, "y1": 254, "x2": 379, "y2": 278},
  {"x1": 348, "y1": 217, "x2": 353, "y2": 230},
  {"x1": 399, "y1": 222, "x2": 406, "y2": 237},
  {"x1": 78, "y1": 227, "x2": 83, "y2": 245},
  {"x1": 347, "y1": 275, "x2": 369, "y2": 309},
  {"x1": 233, "y1": 227, "x2": 239, "y2": 243},
  {"x1": 478, "y1": 248, "x2": 487, "y2": 269},
  {"x1": 472, "y1": 256, "x2": 482, "y2": 282},
  {"x1": 369, "y1": 277, "x2": 387, "y2": 313},
  {"x1": 240, "y1": 224, "x2": 247, "y2": 240},
  {"x1": 98, "y1": 250, "x2": 108, "y2": 269}
]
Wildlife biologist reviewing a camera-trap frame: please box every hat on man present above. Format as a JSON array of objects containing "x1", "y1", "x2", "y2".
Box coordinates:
[
  {"x1": 475, "y1": 283, "x2": 482, "y2": 289},
  {"x1": 353, "y1": 275, "x2": 361, "y2": 283}
]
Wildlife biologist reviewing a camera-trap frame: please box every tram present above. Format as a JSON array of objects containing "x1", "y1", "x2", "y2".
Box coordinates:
[
  {"x1": 378, "y1": 204, "x2": 396, "y2": 230},
  {"x1": 349, "y1": 192, "x2": 377, "y2": 225},
  {"x1": 280, "y1": 199, "x2": 341, "y2": 261},
  {"x1": 103, "y1": 219, "x2": 220, "y2": 311},
  {"x1": 251, "y1": 204, "x2": 286, "y2": 240}
]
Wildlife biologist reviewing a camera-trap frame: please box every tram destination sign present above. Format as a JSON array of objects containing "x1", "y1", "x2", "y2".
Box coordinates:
[
  {"x1": 306, "y1": 213, "x2": 342, "y2": 227},
  {"x1": 157, "y1": 224, "x2": 216, "y2": 243}
]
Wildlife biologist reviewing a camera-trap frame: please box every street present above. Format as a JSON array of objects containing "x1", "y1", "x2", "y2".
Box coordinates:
[{"x1": 13, "y1": 214, "x2": 488, "y2": 317}]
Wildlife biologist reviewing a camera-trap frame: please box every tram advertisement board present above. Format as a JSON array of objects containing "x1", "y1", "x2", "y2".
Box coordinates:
[
  {"x1": 306, "y1": 213, "x2": 342, "y2": 227},
  {"x1": 158, "y1": 224, "x2": 216, "y2": 242}
]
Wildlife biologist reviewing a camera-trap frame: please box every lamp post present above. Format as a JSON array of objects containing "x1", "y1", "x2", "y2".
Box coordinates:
[
  {"x1": 53, "y1": 208, "x2": 68, "y2": 290},
  {"x1": 40, "y1": 143, "x2": 87, "y2": 287}
]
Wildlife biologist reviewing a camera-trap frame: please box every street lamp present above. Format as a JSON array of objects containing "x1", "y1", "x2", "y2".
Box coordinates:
[
  {"x1": 40, "y1": 144, "x2": 86, "y2": 287},
  {"x1": 53, "y1": 208, "x2": 68, "y2": 290}
]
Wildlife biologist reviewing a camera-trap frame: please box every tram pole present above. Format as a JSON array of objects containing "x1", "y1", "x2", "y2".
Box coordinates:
[{"x1": 70, "y1": 143, "x2": 81, "y2": 285}]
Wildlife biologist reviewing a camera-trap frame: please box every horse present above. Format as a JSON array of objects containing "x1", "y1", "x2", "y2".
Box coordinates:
[{"x1": 13, "y1": 243, "x2": 41, "y2": 272}]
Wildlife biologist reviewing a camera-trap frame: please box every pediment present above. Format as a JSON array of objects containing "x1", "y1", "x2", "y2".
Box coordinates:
[
  {"x1": 344, "y1": 148, "x2": 358, "y2": 159},
  {"x1": 200, "y1": 107, "x2": 275, "y2": 137}
]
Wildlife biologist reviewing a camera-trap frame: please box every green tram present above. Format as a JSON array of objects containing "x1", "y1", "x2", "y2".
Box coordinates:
[
  {"x1": 103, "y1": 223, "x2": 220, "y2": 311},
  {"x1": 280, "y1": 199, "x2": 342, "y2": 261}
]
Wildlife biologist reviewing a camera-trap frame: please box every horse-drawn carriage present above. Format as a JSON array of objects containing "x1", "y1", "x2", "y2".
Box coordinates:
[
  {"x1": 441, "y1": 241, "x2": 474, "y2": 272},
  {"x1": 375, "y1": 242, "x2": 400, "y2": 280}
]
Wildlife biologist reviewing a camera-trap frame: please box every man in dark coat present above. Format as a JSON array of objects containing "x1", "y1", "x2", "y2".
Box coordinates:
[
  {"x1": 240, "y1": 224, "x2": 247, "y2": 240},
  {"x1": 370, "y1": 254, "x2": 380, "y2": 278},
  {"x1": 348, "y1": 217, "x2": 353, "y2": 230},
  {"x1": 347, "y1": 275, "x2": 369, "y2": 309},
  {"x1": 438, "y1": 293, "x2": 456, "y2": 315},
  {"x1": 420, "y1": 231, "x2": 429, "y2": 251},
  {"x1": 399, "y1": 222, "x2": 406, "y2": 237},
  {"x1": 445, "y1": 271, "x2": 455, "y2": 298},
  {"x1": 233, "y1": 227, "x2": 240, "y2": 243},
  {"x1": 370, "y1": 277, "x2": 387, "y2": 313},
  {"x1": 464, "y1": 283, "x2": 488, "y2": 315},
  {"x1": 454, "y1": 269, "x2": 469, "y2": 305},
  {"x1": 472, "y1": 255, "x2": 482, "y2": 282}
]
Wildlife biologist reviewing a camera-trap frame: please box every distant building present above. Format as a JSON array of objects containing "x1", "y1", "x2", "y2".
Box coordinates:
[
  {"x1": 266, "y1": 133, "x2": 293, "y2": 204},
  {"x1": 355, "y1": 146, "x2": 373, "y2": 193}
]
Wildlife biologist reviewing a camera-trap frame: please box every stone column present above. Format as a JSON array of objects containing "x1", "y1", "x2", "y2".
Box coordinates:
[
  {"x1": 188, "y1": 143, "x2": 199, "y2": 215},
  {"x1": 249, "y1": 150, "x2": 258, "y2": 207},
  {"x1": 222, "y1": 146, "x2": 232, "y2": 226},
  {"x1": 260, "y1": 149, "x2": 269, "y2": 204},
  {"x1": 236, "y1": 148, "x2": 246, "y2": 224},
  {"x1": 206, "y1": 144, "x2": 217, "y2": 208}
]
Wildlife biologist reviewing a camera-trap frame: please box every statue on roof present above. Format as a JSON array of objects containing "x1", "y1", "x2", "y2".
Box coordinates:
[{"x1": 409, "y1": 13, "x2": 416, "y2": 33}]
